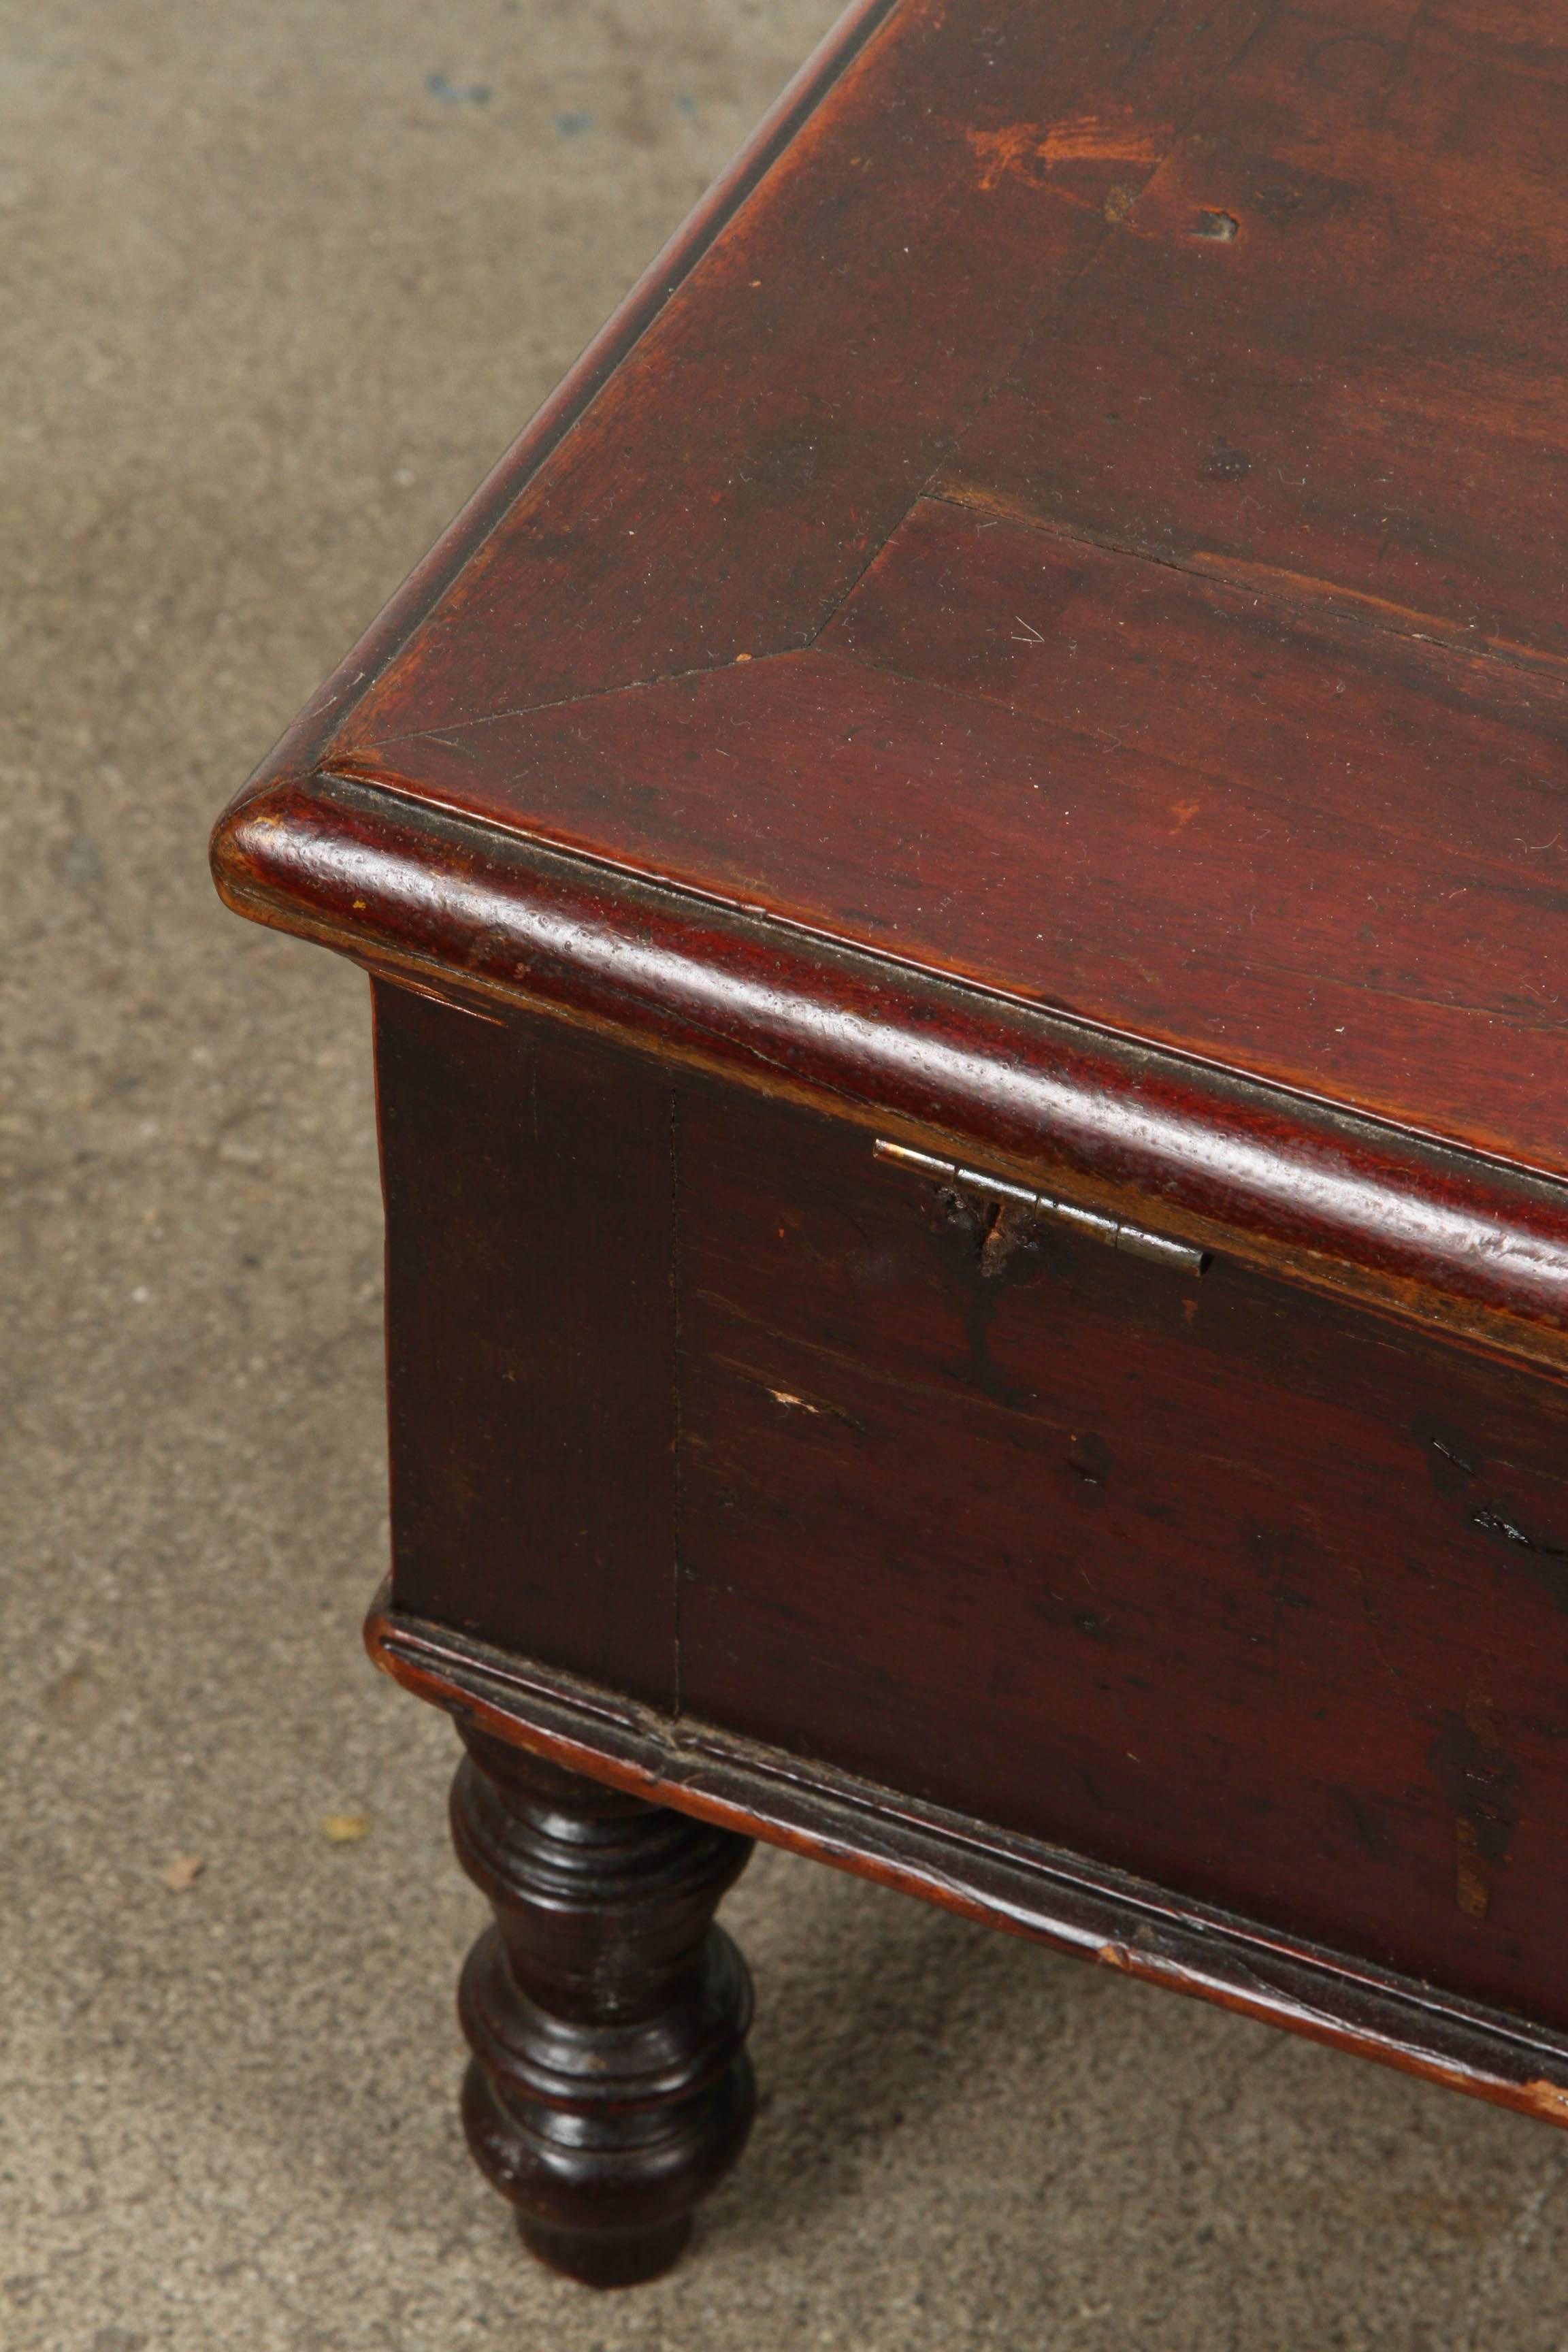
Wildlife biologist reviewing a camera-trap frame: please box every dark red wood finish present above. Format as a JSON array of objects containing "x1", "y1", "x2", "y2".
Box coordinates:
[
  {"x1": 676, "y1": 1076, "x2": 1568, "y2": 2031},
  {"x1": 945, "y1": 0, "x2": 1568, "y2": 666},
  {"x1": 219, "y1": 0, "x2": 1568, "y2": 1201},
  {"x1": 369, "y1": 1595, "x2": 1568, "y2": 2134},
  {"x1": 376, "y1": 996, "x2": 1568, "y2": 2038},
  {"x1": 320, "y1": 499, "x2": 1568, "y2": 1183},
  {"x1": 451, "y1": 1727, "x2": 754, "y2": 2286},
  {"x1": 227, "y1": 781, "x2": 1568, "y2": 1377},
  {"x1": 211, "y1": 0, "x2": 1568, "y2": 2286},
  {"x1": 331, "y1": 0, "x2": 1270, "y2": 740},
  {"x1": 377, "y1": 987, "x2": 676, "y2": 1703}
]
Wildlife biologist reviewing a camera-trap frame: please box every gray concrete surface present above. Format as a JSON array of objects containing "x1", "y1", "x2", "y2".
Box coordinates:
[{"x1": 3, "y1": 4, "x2": 1568, "y2": 2346}]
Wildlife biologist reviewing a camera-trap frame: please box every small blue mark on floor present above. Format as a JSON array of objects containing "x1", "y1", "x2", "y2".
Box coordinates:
[
  {"x1": 555, "y1": 110, "x2": 595, "y2": 137},
  {"x1": 426, "y1": 72, "x2": 492, "y2": 105},
  {"x1": 674, "y1": 92, "x2": 698, "y2": 117}
]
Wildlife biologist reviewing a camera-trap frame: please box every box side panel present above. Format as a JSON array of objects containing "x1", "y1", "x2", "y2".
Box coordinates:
[
  {"x1": 376, "y1": 984, "x2": 677, "y2": 1708},
  {"x1": 675, "y1": 1080, "x2": 1568, "y2": 2028}
]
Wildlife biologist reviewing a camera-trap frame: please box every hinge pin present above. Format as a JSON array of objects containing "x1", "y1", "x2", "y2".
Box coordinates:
[{"x1": 872, "y1": 1139, "x2": 1211, "y2": 1275}]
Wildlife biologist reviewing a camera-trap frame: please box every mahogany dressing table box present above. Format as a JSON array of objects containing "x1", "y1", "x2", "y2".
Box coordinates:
[{"x1": 212, "y1": 0, "x2": 1568, "y2": 2291}]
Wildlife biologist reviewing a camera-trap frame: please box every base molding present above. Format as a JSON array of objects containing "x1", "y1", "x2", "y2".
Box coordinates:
[{"x1": 366, "y1": 1581, "x2": 1568, "y2": 2131}]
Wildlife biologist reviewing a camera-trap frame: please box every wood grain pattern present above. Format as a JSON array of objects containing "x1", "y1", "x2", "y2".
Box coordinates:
[
  {"x1": 370, "y1": 994, "x2": 1568, "y2": 2051},
  {"x1": 211, "y1": 0, "x2": 1568, "y2": 1356},
  {"x1": 367, "y1": 1590, "x2": 1568, "y2": 2136},
  {"x1": 826, "y1": 497, "x2": 1568, "y2": 1167},
  {"x1": 219, "y1": 779, "x2": 1568, "y2": 1373},
  {"x1": 674, "y1": 1077, "x2": 1568, "y2": 2029},
  {"x1": 329, "y1": 0, "x2": 1266, "y2": 747},
  {"x1": 945, "y1": 0, "x2": 1568, "y2": 665},
  {"x1": 377, "y1": 982, "x2": 677, "y2": 1703},
  {"x1": 228, "y1": 0, "x2": 904, "y2": 809},
  {"x1": 309, "y1": 489, "x2": 1568, "y2": 1179},
  {"x1": 212, "y1": 0, "x2": 1568, "y2": 2217}
]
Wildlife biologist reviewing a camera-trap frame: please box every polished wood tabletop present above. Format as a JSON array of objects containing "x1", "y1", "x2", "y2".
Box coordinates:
[{"x1": 214, "y1": 0, "x2": 1568, "y2": 2291}]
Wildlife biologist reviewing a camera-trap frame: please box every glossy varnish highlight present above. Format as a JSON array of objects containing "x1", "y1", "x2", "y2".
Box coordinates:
[
  {"x1": 211, "y1": 0, "x2": 1568, "y2": 2273},
  {"x1": 215, "y1": 0, "x2": 1568, "y2": 1344}
]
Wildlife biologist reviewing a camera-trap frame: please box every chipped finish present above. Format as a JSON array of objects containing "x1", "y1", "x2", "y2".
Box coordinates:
[
  {"x1": 1431, "y1": 1697, "x2": 1522, "y2": 1924},
  {"x1": 213, "y1": 0, "x2": 1568, "y2": 1235},
  {"x1": 312, "y1": 0, "x2": 1267, "y2": 747}
]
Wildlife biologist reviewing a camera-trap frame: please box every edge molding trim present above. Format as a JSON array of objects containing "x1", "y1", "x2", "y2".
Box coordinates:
[{"x1": 367, "y1": 1583, "x2": 1568, "y2": 2132}]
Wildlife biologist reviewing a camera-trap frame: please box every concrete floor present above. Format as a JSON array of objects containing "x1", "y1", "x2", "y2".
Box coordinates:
[{"x1": 5, "y1": 3, "x2": 1568, "y2": 2346}]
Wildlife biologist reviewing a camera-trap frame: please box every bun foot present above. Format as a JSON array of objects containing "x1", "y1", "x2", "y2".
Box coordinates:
[
  {"x1": 449, "y1": 1725, "x2": 757, "y2": 2286},
  {"x1": 516, "y1": 2212, "x2": 692, "y2": 2289}
]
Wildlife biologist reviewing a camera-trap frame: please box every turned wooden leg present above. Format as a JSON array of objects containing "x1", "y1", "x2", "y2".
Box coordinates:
[{"x1": 448, "y1": 1723, "x2": 756, "y2": 2287}]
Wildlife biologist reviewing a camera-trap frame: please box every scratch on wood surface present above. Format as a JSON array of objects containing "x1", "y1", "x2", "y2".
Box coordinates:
[
  {"x1": 767, "y1": 1386, "x2": 821, "y2": 1414},
  {"x1": 1456, "y1": 1817, "x2": 1491, "y2": 1921},
  {"x1": 968, "y1": 118, "x2": 1169, "y2": 193},
  {"x1": 1431, "y1": 1693, "x2": 1520, "y2": 1922},
  {"x1": 757, "y1": 1380, "x2": 867, "y2": 1436},
  {"x1": 929, "y1": 484, "x2": 1568, "y2": 686},
  {"x1": 719, "y1": 1357, "x2": 868, "y2": 1434}
]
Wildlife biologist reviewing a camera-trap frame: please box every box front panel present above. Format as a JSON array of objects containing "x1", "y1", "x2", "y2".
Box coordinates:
[{"x1": 676, "y1": 1082, "x2": 1568, "y2": 2029}]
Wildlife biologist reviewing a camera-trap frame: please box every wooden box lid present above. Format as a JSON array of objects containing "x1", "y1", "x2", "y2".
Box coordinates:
[{"x1": 212, "y1": 0, "x2": 1568, "y2": 1367}]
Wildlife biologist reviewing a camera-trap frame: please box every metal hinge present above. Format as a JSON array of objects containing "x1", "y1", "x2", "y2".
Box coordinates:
[{"x1": 873, "y1": 1140, "x2": 1212, "y2": 1275}]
